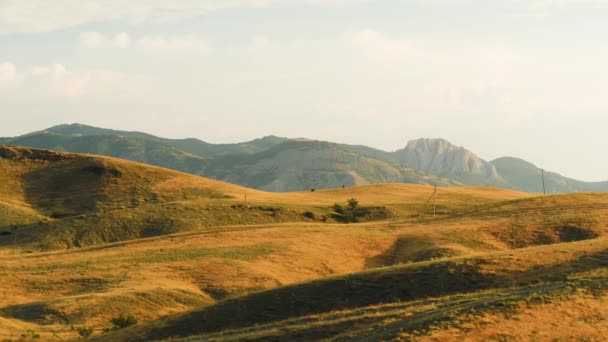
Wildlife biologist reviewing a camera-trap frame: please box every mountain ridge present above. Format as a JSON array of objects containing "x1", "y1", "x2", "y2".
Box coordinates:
[{"x1": 2, "y1": 123, "x2": 607, "y2": 193}]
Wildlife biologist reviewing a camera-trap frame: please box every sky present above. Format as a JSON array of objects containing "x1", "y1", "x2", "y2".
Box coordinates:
[{"x1": 1, "y1": 0, "x2": 608, "y2": 181}]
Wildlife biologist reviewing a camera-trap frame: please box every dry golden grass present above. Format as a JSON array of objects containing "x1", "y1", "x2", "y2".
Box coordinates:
[
  {"x1": 416, "y1": 289, "x2": 608, "y2": 342},
  {"x1": 2, "y1": 146, "x2": 608, "y2": 341}
]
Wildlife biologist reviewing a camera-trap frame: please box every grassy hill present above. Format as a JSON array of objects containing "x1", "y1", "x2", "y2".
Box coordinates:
[
  {"x1": 89, "y1": 192, "x2": 608, "y2": 342},
  {"x1": 2, "y1": 147, "x2": 608, "y2": 341},
  {"x1": 0, "y1": 145, "x2": 316, "y2": 250},
  {"x1": 0, "y1": 145, "x2": 514, "y2": 251},
  {"x1": 0, "y1": 145, "x2": 554, "y2": 341}
]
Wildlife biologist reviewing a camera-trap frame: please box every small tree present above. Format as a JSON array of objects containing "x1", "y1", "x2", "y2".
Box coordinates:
[
  {"x1": 333, "y1": 203, "x2": 345, "y2": 214},
  {"x1": 347, "y1": 198, "x2": 359, "y2": 210}
]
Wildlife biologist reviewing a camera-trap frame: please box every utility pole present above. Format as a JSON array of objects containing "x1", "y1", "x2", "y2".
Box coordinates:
[
  {"x1": 541, "y1": 169, "x2": 546, "y2": 195},
  {"x1": 432, "y1": 186, "x2": 437, "y2": 216},
  {"x1": 242, "y1": 193, "x2": 248, "y2": 224}
]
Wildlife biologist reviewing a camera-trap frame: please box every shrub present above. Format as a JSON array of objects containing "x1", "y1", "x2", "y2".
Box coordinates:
[
  {"x1": 77, "y1": 326, "x2": 94, "y2": 338},
  {"x1": 21, "y1": 329, "x2": 40, "y2": 340},
  {"x1": 347, "y1": 198, "x2": 359, "y2": 210},
  {"x1": 106, "y1": 314, "x2": 138, "y2": 331},
  {"x1": 302, "y1": 211, "x2": 316, "y2": 219},
  {"x1": 333, "y1": 204, "x2": 345, "y2": 214}
]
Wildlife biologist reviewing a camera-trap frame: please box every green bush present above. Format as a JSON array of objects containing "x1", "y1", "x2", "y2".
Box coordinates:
[
  {"x1": 302, "y1": 211, "x2": 316, "y2": 219},
  {"x1": 104, "y1": 314, "x2": 138, "y2": 332}
]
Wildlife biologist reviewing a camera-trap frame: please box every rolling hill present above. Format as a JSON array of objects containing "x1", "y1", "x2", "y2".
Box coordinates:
[{"x1": 1, "y1": 146, "x2": 608, "y2": 341}]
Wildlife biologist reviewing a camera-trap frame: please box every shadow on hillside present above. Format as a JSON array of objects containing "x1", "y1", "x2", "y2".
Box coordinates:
[
  {"x1": 0, "y1": 301, "x2": 70, "y2": 325},
  {"x1": 22, "y1": 158, "x2": 117, "y2": 218},
  {"x1": 108, "y1": 248, "x2": 608, "y2": 341},
  {"x1": 365, "y1": 235, "x2": 462, "y2": 268}
]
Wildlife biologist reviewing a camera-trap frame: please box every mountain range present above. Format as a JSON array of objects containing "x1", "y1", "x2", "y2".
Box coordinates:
[{"x1": 2, "y1": 123, "x2": 607, "y2": 193}]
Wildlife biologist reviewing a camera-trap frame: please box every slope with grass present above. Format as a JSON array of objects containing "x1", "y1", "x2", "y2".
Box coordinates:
[
  {"x1": 0, "y1": 145, "x2": 309, "y2": 250},
  {"x1": 0, "y1": 147, "x2": 543, "y2": 340},
  {"x1": 3, "y1": 146, "x2": 608, "y2": 341},
  {"x1": 0, "y1": 145, "x2": 523, "y2": 251},
  {"x1": 23, "y1": 190, "x2": 608, "y2": 341}
]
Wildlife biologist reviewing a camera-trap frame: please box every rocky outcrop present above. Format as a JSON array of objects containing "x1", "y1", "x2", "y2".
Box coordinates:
[{"x1": 392, "y1": 138, "x2": 501, "y2": 184}]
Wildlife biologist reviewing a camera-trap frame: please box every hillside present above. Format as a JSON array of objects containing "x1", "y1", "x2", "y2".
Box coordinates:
[
  {"x1": 2, "y1": 147, "x2": 607, "y2": 341},
  {"x1": 88, "y1": 192, "x2": 608, "y2": 342},
  {"x1": 0, "y1": 146, "x2": 542, "y2": 341},
  {"x1": 0, "y1": 145, "x2": 517, "y2": 251},
  {"x1": 0, "y1": 145, "x2": 317, "y2": 250}
]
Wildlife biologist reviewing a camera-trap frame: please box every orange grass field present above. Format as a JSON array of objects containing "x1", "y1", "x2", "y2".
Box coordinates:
[{"x1": 1, "y1": 145, "x2": 608, "y2": 341}]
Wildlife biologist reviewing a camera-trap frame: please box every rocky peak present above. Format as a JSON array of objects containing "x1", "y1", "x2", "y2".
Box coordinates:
[{"x1": 393, "y1": 138, "x2": 501, "y2": 182}]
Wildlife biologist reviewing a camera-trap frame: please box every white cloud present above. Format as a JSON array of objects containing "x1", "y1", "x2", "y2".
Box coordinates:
[
  {"x1": 0, "y1": 63, "x2": 142, "y2": 99},
  {"x1": 0, "y1": 0, "x2": 368, "y2": 34},
  {"x1": 136, "y1": 35, "x2": 208, "y2": 52},
  {"x1": 114, "y1": 32, "x2": 131, "y2": 48},
  {"x1": 78, "y1": 31, "x2": 208, "y2": 52},
  {"x1": 0, "y1": 62, "x2": 17, "y2": 83},
  {"x1": 249, "y1": 35, "x2": 271, "y2": 51}
]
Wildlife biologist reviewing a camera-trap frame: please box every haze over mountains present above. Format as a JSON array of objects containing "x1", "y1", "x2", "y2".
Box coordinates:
[{"x1": 2, "y1": 123, "x2": 607, "y2": 193}]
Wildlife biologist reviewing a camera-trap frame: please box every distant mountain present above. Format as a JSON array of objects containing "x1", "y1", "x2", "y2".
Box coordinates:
[
  {"x1": 3, "y1": 123, "x2": 607, "y2": 193},
  {"x1": 7, "y1": 131, "x2": 208, "y2": 175},
  {"x1": 46, "y1": 123, "x2": 288, "y2": 156},
  {"x1": 2, "y1": 124, "x2": 457, "y2": 191},
  {"x1": 491, "y1": 157, "x2": 608, "y2": 193},
  {"x1": 204, "y1": 140, "x2": 457, "y2": 192}
]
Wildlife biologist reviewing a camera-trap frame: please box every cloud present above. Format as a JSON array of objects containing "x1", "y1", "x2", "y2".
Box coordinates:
[
  {"x1": 0, "y1": 0, "x2": 368, "y2": 34},
  {"x1": 136, "y1": 35, "x2": 208, "y2": 51},
  {"x1": 249, "y1": 35, "x2": 271, "y2": 51},
  {"x1": 114, "y1": 32, "x2": 131, "y2": 48},
  {"x1": 0, "y1": 63, "x2": 142, "y2": 99},
  {"x1": 78, "y1": 31, "x2": 208, "y2": 52},
  {"x1": 0, "y1": 62, "x2": 17, "y2": 83}
]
